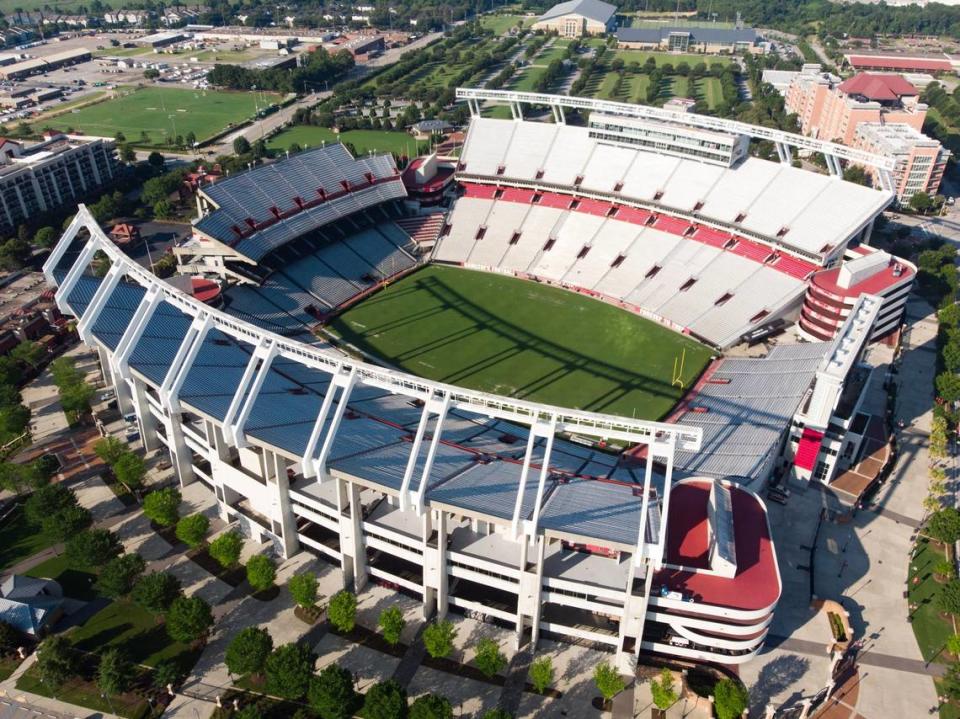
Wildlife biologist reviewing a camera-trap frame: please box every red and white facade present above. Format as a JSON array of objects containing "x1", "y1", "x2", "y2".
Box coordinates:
[{"x1": 798, "y1": 247, "x2": 915, "y2": 343}]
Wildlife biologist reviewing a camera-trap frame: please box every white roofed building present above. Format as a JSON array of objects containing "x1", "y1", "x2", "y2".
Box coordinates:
[{"x1": 532, "y1": 0, "x2": 617, "y2": 37}]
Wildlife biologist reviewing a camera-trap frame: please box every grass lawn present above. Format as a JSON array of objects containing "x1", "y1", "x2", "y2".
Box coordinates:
[
  {"x1": 698, "y1": 77, "x2": 723, "y2": 108},
  {"x1": 908, "y1": 538, "x2": 956, "y2": 663},
  {"x1": 189, "y1": 49, "x2": 256, "y2": 63},
  {"x1": 266, "y1": 126, "x2": 428, "y2": 157},
  {"x1": 25, "y1": 554, "x2": 98, "y2": 601},
  {"x1": 0, "y1": 506, "x2": 59, "y2": 571},
  {"x1": 479, "y1": 13, "x2": 529, "y2": 35},
  {"x1": 535, "y1": 39, "x2": 572, "y2": 65},
  {"x1": 96, "y1": 46, "x2": 153, "y2": 58},
  {"x1": 612, "y1": 49, "x2": 732, "y2": 67},
  {"x1": 510, "y1": 65, "x2": 547, "y2": 92},
  {"x1": 36, "y1": 86, "x2": 282, "y2": 146},
  {"x1": 328, "y1": 265, "x2": 711, "y2": 419},
  {"x1": 0, "y1": 653, "x2": 23, "y2": 682},
  {"x1": 17, "y1": 662, "x2": 154, "y2": 719},
  {"x1": 69, "y1": 599, "x2": 200, "y2": 672}
]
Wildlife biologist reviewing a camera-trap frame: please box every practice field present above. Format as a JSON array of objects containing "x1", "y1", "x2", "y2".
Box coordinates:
[
  {"x1": 329, "y1": 266, "x2": 711, "y2": 420},
  {"x1": 267, "y1": 126, "x2": 429, "y2": 157},
  {"x1": 37, "y1": 86, "x2": 282, "y2": 146}
]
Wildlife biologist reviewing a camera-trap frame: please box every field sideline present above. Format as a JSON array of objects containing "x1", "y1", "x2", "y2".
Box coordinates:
[{"x1": 328, "y1": 265, "x2": 712, "y2": 420}]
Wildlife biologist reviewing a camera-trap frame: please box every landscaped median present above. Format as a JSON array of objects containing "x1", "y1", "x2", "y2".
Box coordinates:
[{"x1": 909, "y1": 510, "x2": 960, "y2": 719}]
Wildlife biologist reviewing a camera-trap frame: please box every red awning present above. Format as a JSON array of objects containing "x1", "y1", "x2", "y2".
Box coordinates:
[{"x1": 795, "y1": 428, "x2": 825, "y2": 471}]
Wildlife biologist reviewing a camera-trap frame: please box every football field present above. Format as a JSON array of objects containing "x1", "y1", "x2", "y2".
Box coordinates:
[
  {"x1": 38, "y1": 86, "x2": 283, "y2": 146},
  {"x1": 329, "y1": 266, "x2": 712, "y2": 420}
]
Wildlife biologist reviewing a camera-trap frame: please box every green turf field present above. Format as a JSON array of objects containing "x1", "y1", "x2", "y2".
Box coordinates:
[
  {"x1": 329, "y1": 265, "x2": 711, "y2": 419},
  {"x1": 267, "y1": 126, "x2": 429, "y2": 157},
  {"x1": 36, "y1": 86, "x2": 282, "y2": 146}
]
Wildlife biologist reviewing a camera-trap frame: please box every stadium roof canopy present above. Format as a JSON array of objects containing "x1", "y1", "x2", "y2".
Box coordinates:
[
  {"x1": 46, "y1": 206, "x2": 707, "y2": 556},
  {"x1": 670, "y1": 343, "x2": 828, "y2": 484},
  {"x1": 192, "y1": 143, "x2": 405, "y2": 262}
]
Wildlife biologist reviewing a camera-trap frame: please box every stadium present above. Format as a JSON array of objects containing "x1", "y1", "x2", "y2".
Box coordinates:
[{"x1": 43, "y1": 90, "x2": 911, "y2": 671}]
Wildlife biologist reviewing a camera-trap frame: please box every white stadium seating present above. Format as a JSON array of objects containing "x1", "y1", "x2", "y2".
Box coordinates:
[
  {"x1": 459, "y1": 118, "x2": 889, "y2": 261},
  {"x1": 436, "y1": 192, "x2": 807, "y2": 347}
]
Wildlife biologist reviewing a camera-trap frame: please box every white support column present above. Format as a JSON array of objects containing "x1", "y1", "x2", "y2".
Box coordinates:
[
  {"x1": 229, "y1": 340, "x2": 278, "y2": 448},
  {"x1": 511, "y1": 427, "x2": 540, "y2": 539},
  {"x1": 159, "y1": 313, "x2": 212, "y2": 410},
  {"x1": 76, "y1": 262, "x2": 124, "y2": 344},
  {"x1": 129, "y1": 376, "x2": 160, "y2": 452},
  {"x1": 654, "y1": 436, "x2": 677, "y2": 567},
  {"x1": 313, "y1": 368, "x2": 358, "y2": 477},
  {"x1": 557, "y1": 104, "x2": 565, "y2": 123},
  {"x1": 411, "y1": 392, "x2": 451, "y2": 513},
  {"x1": 114, "y1": 286, "x2": 163, "y2": 380},
  {"x1": 421, "y1": 508, "x2": 448, "y2": 620},
  {"x1": 524, "y1": 414, "x2": 558, "y2": 537},
  {"x1": 515, "y1": 101, "x2": 523, "y2": 120},
  {"x1": 398, "y1": 394, "x2": 433, "y2": 512},
  {"x1": 54, "y1": 240, "x2": 98, "y2": 316},
  {"x1": 43, "y1": 209, "x2": 90, "y2": 285},
  {"x1": 634, "y1": 444, "x2": 656, "y2": 567},
  {"x1": 299, "y1": 364, "x2": 346, "y2": 478},
  {"x1": 337, "y1": 478, "x2": 368, "y2": 592},
  {"x1": 220, "y1": 339, "x2": 267, "y2": 445},
  {"x1": 265, "y1": 449, "x2": 299, "y2": 558}
]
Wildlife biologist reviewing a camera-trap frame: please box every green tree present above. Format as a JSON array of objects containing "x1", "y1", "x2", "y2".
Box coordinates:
[
  {"x1": 225, "y1": 626, "x2": 273, "y2": 678},
  {"x1": 144, "y1": 67, "x2": 160, "y2": 79},
  {"x1": 234, "y1": 136, "x2": 251, "y2": 155},
  {"x1": 409, "y1": 693, "x2": 452, "y2": 719},
  {"x1": 650, "y1": 668, "x2": 678, "y2": 710},
  {"x1": 120, "y1": 144, "x2": 136, "y2": 163},
  {"x1": 246, "y1": 555, "x2": 276, "y2": 592},
  {"x1": 288, "y1": 572, "x2": 317, "y2": 609},
  {"x1": 112, "y1": 451, "x2": 146, "y2": 488},
  {"x1": 166, "y1": 595, "x2": 213, "y2": 643},
  {"x1": 422, "y1": 619, "x2": 456, "y2": 659},
  {"x1": 93, "y1": 436, "x2": 126, "y2": 465},
  {"x1": 96, "y1": 553, "x2": 146, "y2": 597},
  {"x1": 378, "y1": 605, "x2": 405, "y2": 646},
  {"x1": 36, "y1": 635, "x2": 79, "y2": 688},
  {"x1": 143, "y1": 487, "x2": 182, "y2": 526},
  {"x1": 47, "y1": 504, "x2": 92, "y2": 543},
  {"x1": 529, "y1": 656, "x2": 554, "y2": 694},
  {"x1": 473, "y1": 637, "x2": 506, "y2": 678},
  {"x1": 363, "y1": 679, "x2": 407, "y2": 719},
  {"x1": 153, "y1": 198, "x2": 174, "y2": 219},
  {"x1": 714, "y1": 678, "x2": 749, "y2": 719},
  {"x1": 593, "y1": 661, "x2": 626, "y2": 702},
  {"x1": 942, "y1": 580, "x2": 960, "y2": 616},
  {"x1": 66, "y1": 528, "x2": 121, "y2": 567},
  {"x1": 308, "y1": 664, "x2": 358, "y2": 719},
  {"x1": 209, "y1": 530, "x2": 243, "y2": 568},
  {"x1": 328, "y1": 589, "x2": 357, "y2": 632},
  {"x1": 10, "y1": 341, "x2": 45, "y2": 370},
  {"x1": 175, "y1": 514, "x2": 210, "y2": 549},
  {"x1": 264, "y1": 643, "x2": 316, "y2": 700},
  {"x1": 937, "y1": 371, "x2": 960, "y2": 403},
  {"x1": 0, "y1": 461, "x2": 46, "y2": 496},
  {"x1": 910, "y1": 191, "x2": 934, "y2": 214},
  {"x1": 32, "y1": 226, "x2": 58, "y2": 248},
  {"x1": 132, "y1": 571, "x2": 182, "y2": 613},
  {"x1": 0, "y1": 620, "x2": 17, "y2": 653},
  {"x1": 147, "y1": 151, "x2": 165, "y2": 171},
  {"x1": 98, "y1": 647, "x2": 133, "y2": 695},
  {"x1": 947, "y1": 633, "x2": 960, "y2": 657},
  {"x1": 185, "y1": 131, "x2": 197, "y2": 147},
  {"x1": 153, "y1": 658, "x2": 185, "y2": 690},
  {"x1": 928, "y1": 508, "x2": 960, "y2": 544}
]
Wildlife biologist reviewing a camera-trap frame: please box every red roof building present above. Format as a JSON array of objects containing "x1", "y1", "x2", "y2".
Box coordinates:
[
  {"x1": 844, "y1": 53, "x2": 952, "y2": 74},
  {"x1": 837, "y1": 72, "x2": 918, "y2": 102}
]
